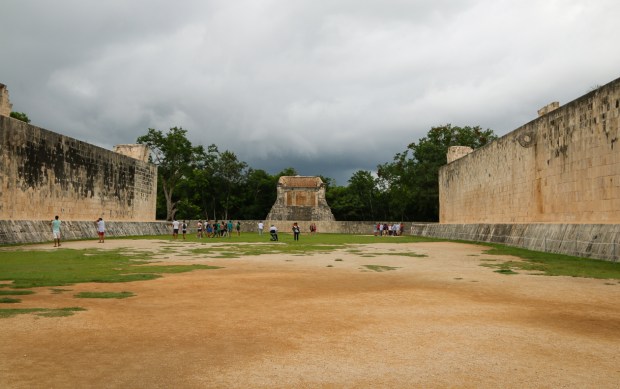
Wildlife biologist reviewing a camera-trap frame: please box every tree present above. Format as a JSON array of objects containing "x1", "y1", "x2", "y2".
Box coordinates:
[
  {"x1": 346, "y1": 170, "x2": 377, "y2": 220},
  {"x1": 137, "y1": 127, "x2": 205, "y2": 221},
  {"x1": 211, "y1": 150, "x2": 248, "y2": 220},
  {"x1": 238, "y1": 168, "x2": 278, "y2": 220},
  {"x1": 378, "y1": 124, "x2": 497, "y2": 221},
  {"x1": 10, "y1": 111, "x2": 30, "y2": 123}
]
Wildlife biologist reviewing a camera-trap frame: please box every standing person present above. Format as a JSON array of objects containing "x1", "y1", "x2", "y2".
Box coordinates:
[
  {"x1": 95, "y1": 217, "x2": 106, "y2": 243},
  {"x1": 258, "y1": 221, "x2": 264, "y2": 235},
  {"x1": 227, "y1": 220, "x2": 233, "y2": 238},
  {"x1": 269, "y1": 224, "x2": 278, "y2": 241},
  {"x1": 182, "y1": 220, "x2": 188, "y2": 240},
  {"x1": 50, "y1": 215, "x2": 61, "y2": 247},
  {"x1": 236, "y1": 221, "x2": 241, "y2": 236},
  {"x1": 196, "y1": 220, "x2": 203, "y2": 238},
  {"x1": 171, "y1": 219, "x2": 180, "y2": 239},
  {"x1": 206, "y1": 221, "x2": 213, "y2": 238},
  {"x1": 292, "y1": 222, "x2": 300, "y2": 241}
]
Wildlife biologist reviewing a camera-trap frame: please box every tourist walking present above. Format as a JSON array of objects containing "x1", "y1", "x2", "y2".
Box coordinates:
[
  {"x1": 197, "y1": 220, "x2": 203, "y2": 238},
  {"x1": 171, "y1": 219, "x2": 180, "y2": 239},
  {"x1": 95, "y1": 217, "x2": 105, "y2": 243},
  {"x1": 50, "y1": 215, "x2": 61, "y2": 247},
  {"x1": 258, "y1": 221, "x2": 264, "y2": 235},
  {"x1": 292, "y1": 222, "x2": 300, "y2": 241}
]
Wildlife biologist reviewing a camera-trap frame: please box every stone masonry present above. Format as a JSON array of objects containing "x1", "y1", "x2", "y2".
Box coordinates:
[
  {"x1": 266, "y1": 176, "x2": 335, "y2": 221},
  {"x1": 439, "y1": 76, "x2": 620, "y2": 223},
  {"x1": 0, "y1": 83, "x2": 12, "y2": 117},
  {"x1": 0, "y1": 115, "x2": 158, "y2": 221}
]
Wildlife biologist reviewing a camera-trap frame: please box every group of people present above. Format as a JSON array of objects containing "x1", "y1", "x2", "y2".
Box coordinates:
[
  {"x1": 263, "y1": 221, "x2": 304, "y2": 241},
  {"x1": 171, "y1": 219, "x2": 242, "y2": 239},
  {"x1": 374, "y1": 222, "x2": 405, "y2": 236},
  {"x1": 49, "y1": 215, "x2": 320, "y2": 246},
  {"x1": 49, "y1": 216, "x2": 106, "y2": 247}
]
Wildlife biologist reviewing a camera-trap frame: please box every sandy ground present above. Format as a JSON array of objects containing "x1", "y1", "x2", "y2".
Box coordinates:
[{"x1": 1, "y1": 238, "x2": 619, "y2": 388}]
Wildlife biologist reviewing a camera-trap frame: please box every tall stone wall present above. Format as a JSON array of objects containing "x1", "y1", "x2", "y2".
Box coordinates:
[
  {"x1": 0, "y1": 84, "x2": 12, "y2": 117},
  {"x1": 440, "y1": 77, "x2": 620, "y2": 223},
  {"x1": 0, "y1": 115, "x2": 157, "y2": 222}
]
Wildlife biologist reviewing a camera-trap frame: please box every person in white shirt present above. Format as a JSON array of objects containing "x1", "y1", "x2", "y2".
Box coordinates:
[
  {"x1": 269, "y1": 224, "x2": 278, "y2": 241},
  {"x1": 171, "y1": 219, "x2": 180, "y2": 239},
  {"x1": 258, "y1": 221, "x2": 264, "y2": 235},
  {"x1": 95, "y1": 217, "x2": 106, "y2": 243}
]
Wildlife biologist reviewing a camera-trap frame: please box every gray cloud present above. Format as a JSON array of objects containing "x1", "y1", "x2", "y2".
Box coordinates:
[{"x1": 2, "y1": 0, "x2": 619, "y2": 184}]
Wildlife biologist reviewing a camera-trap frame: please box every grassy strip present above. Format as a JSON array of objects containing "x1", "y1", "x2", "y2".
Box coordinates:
[
  {"x1": 0, "y1": 290, "x2": 35, "y2": 295},
  {"x1": 0, "y1": 248, "x2": 222, "y2": 289},
  {"x1": 132, "y1": 233, "x2": 440, "y2": 245},
  {"x1": 481, "y1": 244, "x2": 620, "y2": 279},
  {"x1": 75, "y1": 291, "x2": 135, "y2": 299},
  {"x1": 362, "y1": 265, "x2": 400, "y2": 272},
  {"x1": 0, "y1": 297, "x2": 21, "y2": 303},
  {"x1": 0, "y1": 307, "x2": 86, "y2": 318}
]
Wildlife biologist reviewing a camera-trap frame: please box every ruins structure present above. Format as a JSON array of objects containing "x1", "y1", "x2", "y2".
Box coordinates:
[
  {"x1": 266, "y1": 176, "x2": 335, "y2": 221},
  {"x1": 439, "y1": 77, "x2": 620, "y2": 224},
  {"x1": 0, "y1": 83, "x2": 12, "y2": 117},
  {"x1": 0, "y1": 86, "x2": 157, "y2": 221}
]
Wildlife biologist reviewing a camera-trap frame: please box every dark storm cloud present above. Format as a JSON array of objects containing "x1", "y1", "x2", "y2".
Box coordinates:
[{"x1": 2, "y1": 0, "x2": 619, "y2": 183}]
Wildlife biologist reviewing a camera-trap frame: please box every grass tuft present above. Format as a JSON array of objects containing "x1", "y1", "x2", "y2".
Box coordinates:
[
  {"x1": 362, "y1": 265, "x2": 400, "y2": 272},
  {"x1": 75, "y1": 291, "x2": 135, "y2": 299}
]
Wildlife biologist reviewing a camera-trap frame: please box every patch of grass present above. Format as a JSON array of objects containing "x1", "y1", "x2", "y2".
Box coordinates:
[
  {"x1": 326, "y1": 265, "x2": 334, "y2": 267},
  {"x1": 373, "y1": 252, "x2": 427, "y2": 258},
  {"x1": 362, "y1": 265, "x2": 400, "y2": 272},
  {"x1": 335, "y1": 258, "x2": 343, "y2": 261},
  {"x1": 50, "y1": 288, "x2": 72, "y2": 294},
  {"x1": 0, "y1": 297, "x2": 21, "y2": 303},
  {"x1": 75, "y1": 291, "x2": 135, "y2": 299},
  {"x1": 0, "y1": 248, "x2": 222, "y2": 289},
  {"x1": 0, "y1": 307, "x2": 86, "y2": 318},
  {"x1": 0, "y1": 290, "x2": 35, "y2": 296},
  {"x1": 494, "y1": 269, "x2": 519, "y2": 275},
  {"x1": 454, "y1": 277, "x2": 463, "y2": 280},
  {"x1": 482, "y1": 244, "x2": 620, "y2": 279}
]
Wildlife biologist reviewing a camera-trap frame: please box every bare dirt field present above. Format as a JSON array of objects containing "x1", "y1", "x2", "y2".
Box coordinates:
[{"x1": 1, "y1": 239, "x2": 619, "y2": 388}]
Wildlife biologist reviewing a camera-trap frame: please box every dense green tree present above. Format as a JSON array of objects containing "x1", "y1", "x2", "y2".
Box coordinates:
[
  {"x1": 378, "y1": 124, "x2": 497, "y2": 221},
  {"x1": 10, "y1": 111, "x2": 30, "y2": 123},
  {"x1": 238, "y1": 168, "x2": 278, "y2": 220},
  {"x1": 211, "y1": 150, "x2": 248, "y2": 220},
  {"x1": 137, "y1": 127, "x2": 205, "y2": 221}
]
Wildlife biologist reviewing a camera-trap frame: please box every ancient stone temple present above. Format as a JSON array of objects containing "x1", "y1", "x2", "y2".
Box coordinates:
[{"x1": 266, "y1": 176, "x2": 335, "y2": 221}]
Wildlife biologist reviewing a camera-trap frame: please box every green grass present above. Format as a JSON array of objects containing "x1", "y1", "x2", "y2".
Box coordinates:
[
  {"x1": 481, "y1": 244, "x2": 620, "y2": 279},
  {"x1": 0, "y1": 307, "x2": 86, "y2": 318},
  {"x1": 74, "y1": 291, "x2": 135, "y2": 299},
  {"x1": 0, "y1": 297, "x2": 21, "y2": 303},
  {"x1": 0, "y1": 290, "x2": 35, "y2": 295},
  {"x1": 362, "y1": 265, "x2": 400, "y2": 272},
  {"x1": 135, "y1": 233, "x2": 440, "y2": 245},
  {"x1": 0, "y1": 248, "x2": 222, "y2": 289}
]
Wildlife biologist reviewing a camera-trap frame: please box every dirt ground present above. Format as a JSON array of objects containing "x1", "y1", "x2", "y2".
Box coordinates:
[{"x1": 1, "y1": 238, "x2": 619, "y2": 388}]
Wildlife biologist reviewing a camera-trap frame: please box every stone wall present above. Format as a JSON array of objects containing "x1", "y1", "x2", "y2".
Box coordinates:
[
  {"x1": 0, "y1": 115, "x2": 157, "y2": 221},
  {"x1": 439, "y1": 77, "x2": 620, "y2": 223},
  {"x1": 0, "y1": 220, "x2": 170, "y2": 245},
  {"x1": 0, "y1": 83, "x2": 12, "y2": 117},
  {"x1": 411, "y1": 223, "x2": 620, "y2": 261}
]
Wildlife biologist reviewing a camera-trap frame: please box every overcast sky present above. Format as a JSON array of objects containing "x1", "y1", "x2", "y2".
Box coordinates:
[{"x1": 2, "y1": 0, "x2": 619, "y2": 185}]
